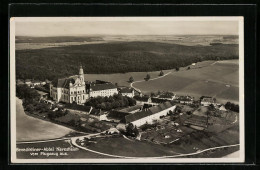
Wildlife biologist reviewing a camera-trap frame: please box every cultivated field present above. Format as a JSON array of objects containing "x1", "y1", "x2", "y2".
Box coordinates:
[
  {"x1": 86, "y1": 60, "x2": 239, "y2": 104},
  {"x1": 133, "y1": 60, "x2": 239, "y2": 103},
  {"x1": 16, "y1": 98, "x2": 74, "y2": 142}
]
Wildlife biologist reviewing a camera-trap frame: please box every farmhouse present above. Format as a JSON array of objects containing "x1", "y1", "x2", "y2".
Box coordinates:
[
  {"x1": 177, "y1": 96, "x2": 194, "y2": 104},
  {"x1": 16, "y1": 79, "x2": 25, "y2": 85},
  {"x1": 157, "y1": 92, "x2": 176, "y2": 100},
  {"x1": 124, "y1": 101, "x2": 176, "y2": 127},
  {"x1": 118, "y1": 87, "x2": 135, "y2": 98},
  {"x1": 31, "y1": 80, "x2": 41, "y2": 86},
  {"x1": 201, "y1": 97, "x2": 215, "y2": 106},
  {"x1": 50, "y1": 66, "x2": 118, "y2": 104},
  {"x1": 24, "y1": 79, "x2": 32, "y2": 86},
  {"x1": 219, "y1": 105, "x2": 227, "y2": 111},
  {"x1": 40, "y1": 81, "x2": 47, "y2": 85},
  {"x1": 133, "y1": 96, "x2": 167, "y2": 105},
  {"x1": 107, "y1": 110, "x2": 131, "y2": 123},
  {"x1": 133, "y1": 96, "x2": 152, "y2": 105}
]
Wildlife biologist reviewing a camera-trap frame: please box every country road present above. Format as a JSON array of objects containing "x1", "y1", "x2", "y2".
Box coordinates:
[
  {"x1": 129, "y1": 60, "x2": 219, "y2": 94},
  {"x1": 16, "y1": 131, "x2": 240, "y2": 159},
  {"x1": 130, "y1": 71, "x2": 172, "y2": 93},
  {"x1": 70, "y1": 133, "x2": 240, "y2": 159}
]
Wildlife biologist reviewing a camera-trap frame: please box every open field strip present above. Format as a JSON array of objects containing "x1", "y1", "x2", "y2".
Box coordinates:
[{"x1": 132, "y1": 60, "x2": 239, "y2": 103}]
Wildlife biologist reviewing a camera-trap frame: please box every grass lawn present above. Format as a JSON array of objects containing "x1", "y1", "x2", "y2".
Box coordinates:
[{"x1": 86, "y1": 136, "x2": 180, "y2": 157}]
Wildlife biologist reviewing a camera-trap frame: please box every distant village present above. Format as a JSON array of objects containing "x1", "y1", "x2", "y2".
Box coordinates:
[{"x1": 16, "y1": 65, "x2": 239, "y2": 145}]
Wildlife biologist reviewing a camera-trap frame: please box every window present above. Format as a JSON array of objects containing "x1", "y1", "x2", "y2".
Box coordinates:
[
  {"x1": 83, "y1": 90, "x2": 85, "y2": 93},
  {"x1": 83, "y1": 95, "x2": 84, "y2": 100}
]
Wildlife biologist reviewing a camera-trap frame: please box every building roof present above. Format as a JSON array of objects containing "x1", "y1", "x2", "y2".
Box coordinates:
[
  {"x1": 125, "y1": 101, "x2": 175, "y2": 123},
  {"x1": 118, "y1": 105, "x2": 142, "y2": 113},
  {"x1": 151, "y1": 97, "x2": 169, "y2": 103},
  {"x1": 57, "y1": 78, "x2": 76, "y2": 88},
  {"x1": 119, "y1": 87, "x2": 134, "y2": 94},
  {"x1": 177, "y1": 96, "x2": 193, "y2": 101},
  {"x1": 134, "y1": 96, "x2": 149, "y2": 102},
  {"x1": 89, "y1": 108, "x2": 104, "y2": 116},
  {"x1": 201, "y1": 97, "x2": 214, "y2": 103},
  {"x1": 89, "y1": 83, "x2": 117, "y2": 91},
  {"x1": 107, "y1": 110, "x2": 131, "y2": 120},
  {"x1": 158, "y1": 92, "x2": 175, "y2": 99},
  {"x1": 31, "y1": 80, "x2": 41, "y2": 83}
]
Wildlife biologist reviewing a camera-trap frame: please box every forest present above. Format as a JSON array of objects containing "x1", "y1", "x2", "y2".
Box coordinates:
[{"x1": 16, "y1": 41, "x2": 238, "y2": 81}]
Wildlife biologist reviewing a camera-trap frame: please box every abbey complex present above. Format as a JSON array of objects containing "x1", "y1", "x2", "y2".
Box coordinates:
[{"x1": 50, "y1": 66, "x2": 118, "y2": 104}]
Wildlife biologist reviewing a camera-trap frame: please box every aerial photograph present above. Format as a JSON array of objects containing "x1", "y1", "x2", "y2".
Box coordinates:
[{"x1": 11, "y1": 17, "x2": 243, "y2": 163}]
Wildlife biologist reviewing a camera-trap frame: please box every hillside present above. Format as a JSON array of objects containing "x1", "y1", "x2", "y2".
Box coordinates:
[{"x1": 15, "y1": 41, "x2": 238, "y2": 81}]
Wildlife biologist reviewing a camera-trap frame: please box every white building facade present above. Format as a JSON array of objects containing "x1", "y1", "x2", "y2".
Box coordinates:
[
  {"x1": 125, "y1": 101, "x2": 176, "y2": 127},
  {"x1": 50, "y1": 66, "x2": 118, "y2": 104}
]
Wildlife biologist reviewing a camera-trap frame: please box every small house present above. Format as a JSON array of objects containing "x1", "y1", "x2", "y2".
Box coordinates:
[
  {"x1": 119, "y1": 87, "x2": 135, "y2": 98},
  {"x1": 24, "y1": 79, "x2": 32, "y2": 86},
  {"x1": 201, "y1": 97, "x2": 215, "y2": 106},
  {"x1": 177, "y1": 96, "x2": 194, "y2": 104}
]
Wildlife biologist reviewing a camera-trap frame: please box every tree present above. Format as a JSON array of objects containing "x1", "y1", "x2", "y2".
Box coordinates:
[
  {"x1": 175, "y1": 67, "x2": 180, "y2": 71},
  {"x1": 145, "y1": 74, "x2": 150, "y2": 81},
  {"x1": 159, "y1": 70, "x2": 164, "y2": 76},
  {"x1": 225, "y1": 102, "x2": 239, "y2": 113},
  {"x1": 150, "y1": 92, "x2": 156, "y2": 97},
  {"x1": 209, "y1": 104, "x2": 215, "y2": 111},
  {"x1": 186, "y1": 111, "x2": 192, "y2": 115},
  {"x1": 129, "y1": 76, "x2": 134, "y2": 83},
  {"x1": 126, "y1": 123, "x2": 138, "y2": 137}
]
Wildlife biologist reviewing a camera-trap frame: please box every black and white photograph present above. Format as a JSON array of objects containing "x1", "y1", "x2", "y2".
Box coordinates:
[{"x1": 10, "y1": 17, "x2": 244, "y2": 163}]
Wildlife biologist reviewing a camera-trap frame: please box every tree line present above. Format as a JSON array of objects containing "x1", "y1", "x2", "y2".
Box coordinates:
[{"x1": 16, "y1": 42, "x2": 238, "y2": 81}]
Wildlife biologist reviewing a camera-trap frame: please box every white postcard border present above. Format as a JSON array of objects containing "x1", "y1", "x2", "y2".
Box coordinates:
[{"x1": 10, "y1": 17, "x2": 244, "y2": 163}]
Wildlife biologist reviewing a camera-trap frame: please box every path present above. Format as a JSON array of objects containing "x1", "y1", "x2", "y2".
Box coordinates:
[
  {"x1": 130, "y1": 60, "x2": 219, "y2": 94},
  {"x1": 130, "y1": 71, "x2": 172, "y2": 93},
  {"x1": 70, "y1": 133, "x2": 240, "y2": 158}
]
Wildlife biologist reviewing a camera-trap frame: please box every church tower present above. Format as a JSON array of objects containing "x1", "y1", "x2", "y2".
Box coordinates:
[{"x1": 79, "y1": 65, "x2": 85, "y2": 83}]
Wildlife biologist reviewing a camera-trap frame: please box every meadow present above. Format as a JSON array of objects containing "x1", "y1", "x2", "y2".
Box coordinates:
[{"x1": 133, "y1": 60, "x2": 239, "y2": 103}]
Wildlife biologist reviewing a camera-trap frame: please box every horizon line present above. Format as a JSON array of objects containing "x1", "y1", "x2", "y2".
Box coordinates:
[{"x1": 16, "y1": 34, "x2": 239, "y2": 37}]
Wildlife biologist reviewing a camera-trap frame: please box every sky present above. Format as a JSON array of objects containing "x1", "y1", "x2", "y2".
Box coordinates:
[{"x1": 15, "y1": 17, "x2": 239, "y2": 36}]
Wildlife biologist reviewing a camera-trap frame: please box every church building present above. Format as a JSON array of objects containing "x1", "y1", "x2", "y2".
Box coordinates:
[{"x1": 50, "y1": 66, "x2": 118, "y2": 104}]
